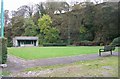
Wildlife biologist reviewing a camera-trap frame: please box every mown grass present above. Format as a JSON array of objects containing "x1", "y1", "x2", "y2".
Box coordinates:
[
  {"x1": 23, "y1": 56, "x2": 118, "y2": 77},
  {"x1": 8, "y1": 46, "x2": 102, "y2": 60},
  {"x1": 115, "y1": 47, "x2": 119, "y2": 52}
]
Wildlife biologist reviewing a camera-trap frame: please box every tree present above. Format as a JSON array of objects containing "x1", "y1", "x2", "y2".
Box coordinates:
[
  {"x1": 6, "y1": 2, "x2": 119, "y2": 46},
  {"x1": 38, "y1": 14, "x2": 60, "y2": 44},
  {"x1": 93, "y1": 2, "x2": 119, "y2": 43},
  {"x1": 17, "y1": 5, "x2": 34, "y2": 17},
  {"x1": 38, "y1": 14, "x2": 52, "y2": 33},
  {"x1": 11, "y1": 16, "x2": 25, "y2": 36},
  {"x1": 44, "y1": 27, "x2": 60, "y2": 43},
  {"x1": 43, "y1": 1, "x2": 70, "y2": 17},
  {"x1": 4, "y1": 10, "x2": 10, "y2": 26},
  {"x1": 23, "y1": 18, "x2": 38, "y2": 36},
  {"x1": 36, "y1": 2, "x2": 46, "y2": 17},
  {"x1": 33, "y1": 2, "x2": 46, "y2": 25}
]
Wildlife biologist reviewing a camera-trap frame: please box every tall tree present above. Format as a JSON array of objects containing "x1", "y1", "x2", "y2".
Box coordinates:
[
  {"x1": 38, "y1": 14, "x2": 60, "y2": 43},
  {"x1": 17, "y1": 5, "x2": 34, "y2": 17},
  {"x1": 44, "y1": 1, "x2": 70, "y2": 16},
  {"x1": 4, "y1": 10, "x2": 10, "y2": 26},
  {"x1": 23, "y1": 18, "x2": 38, "y2": 36},
  {"x1": 11, "y1": 16, "x2": 25, "y2": 36}
]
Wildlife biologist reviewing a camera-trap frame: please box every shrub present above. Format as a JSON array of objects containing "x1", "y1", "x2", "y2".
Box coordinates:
[
  {"x1": 73, "y1": 41, "x2": 100, "y2": 46},
  {"x1": 0, "y1": 38, "x2": 8, "y2": 64},
  {"x1": 43, "y1": 43, "x2": 67, "y2": 46},
  {"x1": 111, "y1": 37, "x2": 120, "y2": 46},
  {"x1": 7, "y1": 39, "x2": 13, "y2": 47}
]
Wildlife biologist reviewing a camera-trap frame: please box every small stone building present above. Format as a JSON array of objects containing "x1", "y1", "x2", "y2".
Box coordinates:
[{"x1": 13, "y1": 36, "x2": 39, "y2": 47}]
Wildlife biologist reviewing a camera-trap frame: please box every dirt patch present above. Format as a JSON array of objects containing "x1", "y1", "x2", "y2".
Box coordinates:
[{"x1": 10, "y1": 64, "x2": 118, "y2": 77}]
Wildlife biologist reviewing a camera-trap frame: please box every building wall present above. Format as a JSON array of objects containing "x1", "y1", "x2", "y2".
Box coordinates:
[{"x1": 13, "y1": 37, "x2": 39, "y2": 47}]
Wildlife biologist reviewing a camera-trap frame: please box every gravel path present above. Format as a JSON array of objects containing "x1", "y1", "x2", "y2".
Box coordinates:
[{"x1": 3, "y1": 52, "x2": 119, "y2": 73}]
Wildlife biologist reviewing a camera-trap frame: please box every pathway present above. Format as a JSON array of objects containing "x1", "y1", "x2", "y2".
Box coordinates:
[{"x1": 3, "y1": 52, "x2": 119, "y2": 73}]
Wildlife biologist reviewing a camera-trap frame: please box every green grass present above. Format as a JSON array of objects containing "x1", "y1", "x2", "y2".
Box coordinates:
[
  {"x1": 8, "y1": 46, "x2": 102, "y2": 60},
  {"x1": 8, "y1": 46, "x2": 119, "y2": 60},
  {"x1": 115, "y1": 47, "x2": 119, "y2": 52},
  {"x1": 22, "y1": 56, "x2": 118, "y2": 77}
]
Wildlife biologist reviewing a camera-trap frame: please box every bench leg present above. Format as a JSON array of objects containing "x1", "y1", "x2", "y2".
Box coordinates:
[
  {"x1": 99, "y1": 51, "x2": 101, "y2": 56},
  {"x1": 110, "y1": 51, "x2": 112, "y2": 55}
]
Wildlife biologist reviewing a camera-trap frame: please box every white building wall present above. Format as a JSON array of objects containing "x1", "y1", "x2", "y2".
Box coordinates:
[
  {"x1": 13, "y1": 37, "x2": 39, "y2": 47},
  {"x1": 36, "y1": 40, "x2": 39, "y2": 46}
]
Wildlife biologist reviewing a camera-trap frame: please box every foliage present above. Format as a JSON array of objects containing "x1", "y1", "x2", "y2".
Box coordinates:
[
  {"x1": 111, "y1": 37, "x2": 120, "y2": 46},
  {"x1": 16, "y1": 5, "x2": 34, "y2": 17},
  {"x1": 11, "y1": 16, "x2": 25, "y2": 36},
  {"x1": 44, "y1": 28, "x2": 60, "y2": 43},
  {"x1": 5, "y1": 26, "x2": 13, "y2": 47},
  {"x1": 43, "y1": 43, "x2": 67, "y2": 46},
  {"x1": 38, "y1": 14, "x2": 52, "y2": 33},
  {"x1": 44, "y1": 1, "x2": 69, "y2": 16},
  {"x1": 4, "y1": 2, "x2": 119, "y2": 46},
  {"x1": 93, "y1": 3, "x2": 119, "y2": 43},
  {"x1": 38, "y1": 14, "x2": 60, "y2": 44},
  {"x1": 79, "y1": 25, "x2": 87, "y2": 33},
  {"x1": 23, "y1": 18, "x2": 38, "y2": 36},
  {"x1": 0, "y1": 38, "x2": 8, "y2": 64},
  {"x1": 73, "y1": 41, "x2": 100, "y2": 46}
]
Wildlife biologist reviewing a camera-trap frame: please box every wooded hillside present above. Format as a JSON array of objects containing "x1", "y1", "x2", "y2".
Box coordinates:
[{"x1": 4, "y1": 2, "x2": 119, "y2": 46}]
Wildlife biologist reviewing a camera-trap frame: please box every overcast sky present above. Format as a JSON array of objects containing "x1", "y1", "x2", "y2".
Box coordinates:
[
  {"x1": 4, "y1": 0, "x2": 102, "y2": 11},
  {"x1": 4, "y1": 0, "x2": 46, "y2": 11},
  {"x1": 0, "y1": 0, "x2": 119, "y2": 11}
]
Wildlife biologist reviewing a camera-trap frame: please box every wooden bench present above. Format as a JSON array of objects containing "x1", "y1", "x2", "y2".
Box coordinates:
[{"x1": 99, "y1": 45, "x2": 115, "y2": 56}]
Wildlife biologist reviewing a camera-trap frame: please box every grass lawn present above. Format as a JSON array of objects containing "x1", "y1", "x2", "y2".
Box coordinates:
[
  {"x1": 13, "y1": 56, "x2": 118, "y2": 77},
  {"x1": 8, "y1": 46, "x2": 102, "y2": 60}
]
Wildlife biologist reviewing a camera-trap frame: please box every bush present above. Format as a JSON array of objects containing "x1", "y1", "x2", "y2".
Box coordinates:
[
  {"x1": 0, "y1": 38, "x2": 8, "y2": 64},
  {"x1": 111, "y1": 37, "x2": 120, "y2": 46},
  {"x1": 43, "y1": 43, "x2": 67, "y2": 46},
  {"x1": 73, "y1": 41, "x2": 100, "y2": 46},
  {"x1": 7, "y1": 39, "x2": 13, "y2": 47}
]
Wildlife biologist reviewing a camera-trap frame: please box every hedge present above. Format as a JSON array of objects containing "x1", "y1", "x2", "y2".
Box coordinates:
[
  {"x1": 0, "y1": 38, "x2": 8, "y2": 64},
  {"x1": 73, "y1": 41, "x2": 100, "y2": 46},
  {"x1": 111, "y1": 37, "x2": 120, "y2": 47},
  {"x1": 43, "y1": 43, "x2": 67, "y2": 46}
]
